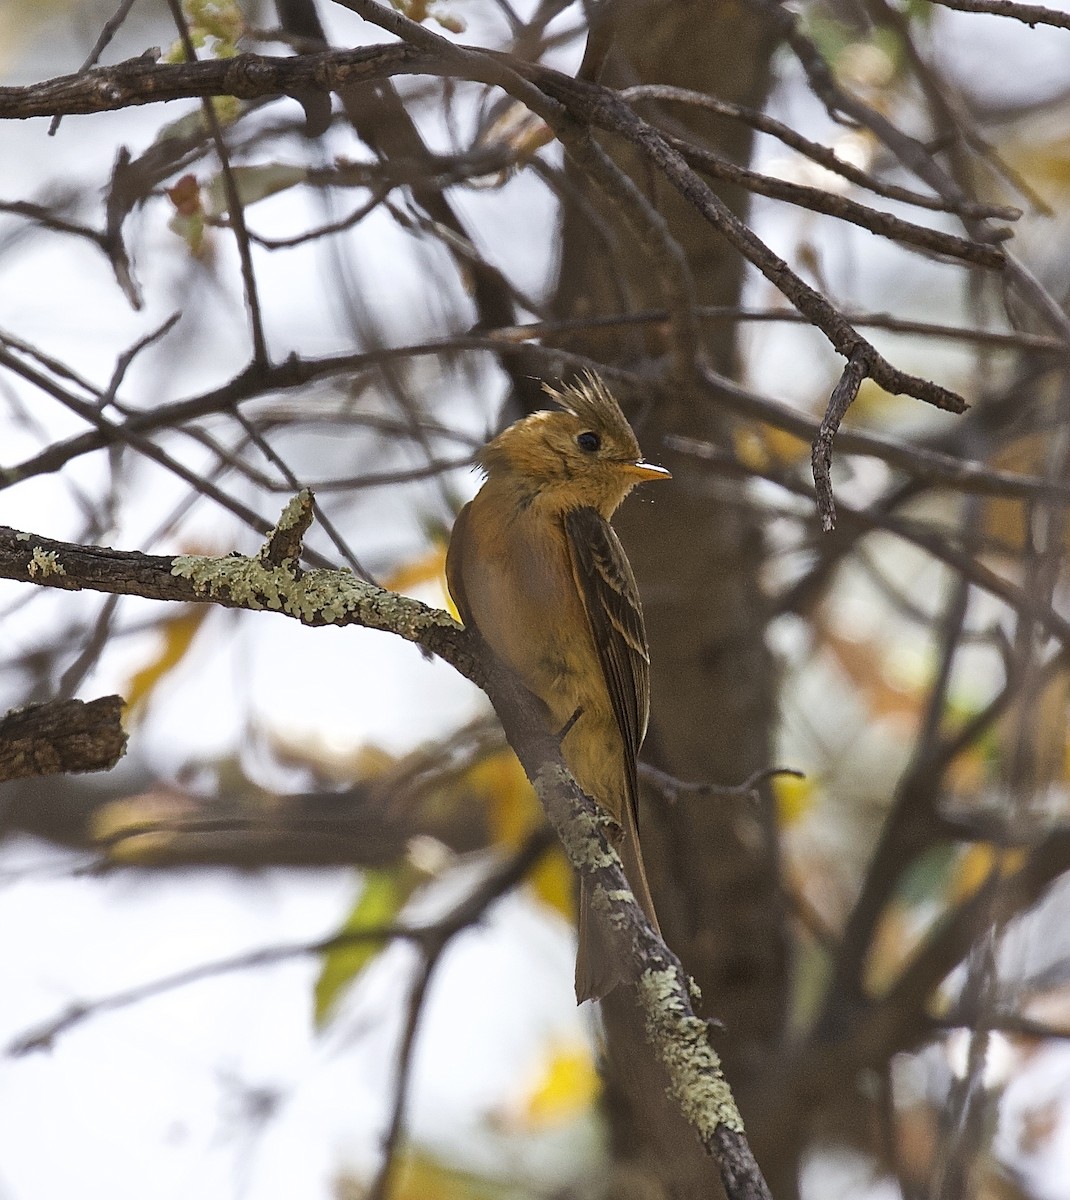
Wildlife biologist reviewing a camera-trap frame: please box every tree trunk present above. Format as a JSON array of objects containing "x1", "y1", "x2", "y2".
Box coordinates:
[{"x1": 551, "y1": 3, "x2": 793, "y2": 1194}]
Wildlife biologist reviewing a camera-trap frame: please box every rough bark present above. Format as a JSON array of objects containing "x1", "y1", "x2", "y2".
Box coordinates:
[{"x1": 0, "y1": 695, "x2": 127, "y2": 782}]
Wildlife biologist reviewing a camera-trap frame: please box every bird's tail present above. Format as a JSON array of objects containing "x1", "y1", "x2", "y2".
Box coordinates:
[{"x1": 574, "y1": 804, "x2": 661, "y2": 1004}]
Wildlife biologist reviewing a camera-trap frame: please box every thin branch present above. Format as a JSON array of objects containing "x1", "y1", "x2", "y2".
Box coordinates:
[
  {"x1": 8, "y1": 828, "x2": 553, "y2": 1056},
  {"x1": 750, "y1": 0, "x2": 1070, "y2": 346},
  {"x1": 487, "y1": 304, "x2": 1067, "y2": 353},
  {"x1": 668, "y1": 433, "x2": 1070, "y2": 647},
  {"x1": 619, "y1": 83, "x2": 1021, "y2": 221},
  {"x1": 1, "y1": 324, "x2": 1058, "y2": 545},
  {"x1": 664, "y1": 132, "x2": 1008, "y2": 270},
  {"x1": 526, "y1": 67, "x2": 969, "y2": 411},
  {"x1": 48, "y1": 0, "x2": 142, "y2": 135},
  {"x1": 0, "y1": 199, "x2": 109, "y2": 249},
  {"x1": 229, "y1": 409, "x2": 375, "y2": 580},
  {"x1": 165, "y1": 0, "x2": 269, "y2": 367},
  {"x1": 933, "y1": 1009, "x2": 1070, "y2": 1041},
  {"x1": 926, "y1": 0, "x2": 1070, "y2": 30},
  {"x1": 369, "y1": 950, "x2": 439, "y2": 1200},
  {"x1": 0, "y1": 40, "x2": 979, "y2": 409},
  {"x1": 366, "y1": 829, "x2": 552, "y2": 1200},
  {"x1": 640, "y1": 763, "x2": 804, "y2": 806},
  {"x1": 0, "y1": 340, "x2": 336, "y2": 569},
  {"x1": 812, "y1": 348, "x2": 869, "y2": 532},
  {"x1": 103, "y1": 311, "x2": 182, "y2": 408},
  {"x1": 230, "y1": 187, "x2": 389, "y2": 249},
  {"x1": 687, "y1": 366, "x2": 1070, "y2": 502}
]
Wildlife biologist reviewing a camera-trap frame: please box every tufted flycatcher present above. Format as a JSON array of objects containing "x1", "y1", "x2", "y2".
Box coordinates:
[{"x1": 445, "y1": 373, "x2": 669, "y2": 1002}]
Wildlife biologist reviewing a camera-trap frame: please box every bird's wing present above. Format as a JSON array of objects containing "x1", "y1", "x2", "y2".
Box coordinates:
[{"x1": 563, "y1": 505, "x2": 650, "y2": 824}]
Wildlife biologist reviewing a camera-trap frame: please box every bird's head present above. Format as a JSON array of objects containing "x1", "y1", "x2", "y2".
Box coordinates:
[{"x1": 477, "y1": 373, "x2": 670, "y2": 517}]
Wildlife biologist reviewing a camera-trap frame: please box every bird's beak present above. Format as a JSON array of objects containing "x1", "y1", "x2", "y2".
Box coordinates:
[{"x1": 624, "y1": 460, "x2": 672, "y2": 483}]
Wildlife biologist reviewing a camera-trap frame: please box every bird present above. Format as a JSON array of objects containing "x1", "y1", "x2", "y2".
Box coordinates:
[{"x1": 445, "y1": 372, "x2": 670, "y2": 1002}]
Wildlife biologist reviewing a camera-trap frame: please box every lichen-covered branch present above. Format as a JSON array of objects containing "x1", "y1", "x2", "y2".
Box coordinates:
[{"x1": 0, "y1": 494, "x2": 473, "y2": 678}]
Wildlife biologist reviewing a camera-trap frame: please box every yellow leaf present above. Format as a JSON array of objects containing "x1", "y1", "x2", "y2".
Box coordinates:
[
  {"x1": 467, "y1": 750, "x2": 575, "y2": 921},
  {"x1": 734, "y1": 424, "x2": 808, "y2": 472},
  {"x1": 381, "y1": 1150, "x2": 518, "y2": 1200},
  {"x1": 383, "y1": 545, "x2": 448, "y2": 595},
  {"x1": 523, "y1": 1043, "x2": 600, "y2": 1128},
  {"x1": 90, "y1": 789, "x2": 195, "y2": 863},
  {"x1": 773, "y1": 771, "x2": 816, "y2": 827},
  {"x1": 952, "y1": 844, "x2": 1027, "y2": 904},
  {"x1": 384, "y1": 544, "x2": 462, "y2": 619},
  {"x1": 528, "y1": 853, "x2": 575, "y2": 923},
  {"x1": 124, "y1": 608, "x2": 208, "y2": 720},
  {"x1": 475, "y1": 751, "x2": 538, "y2": 847},
  {"x1": 498, "y1": 1041, "x2": 600, "y2": 1132}
]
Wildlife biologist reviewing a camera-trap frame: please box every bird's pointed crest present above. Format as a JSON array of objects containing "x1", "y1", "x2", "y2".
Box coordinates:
[{"x1": 542, "y1": 372, "x2": 641, "y2": 459}]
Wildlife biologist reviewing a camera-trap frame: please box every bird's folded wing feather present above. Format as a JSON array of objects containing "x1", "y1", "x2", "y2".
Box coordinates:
[{"x1": 563, "y1": 505, "x2": 651, "y2": 824}]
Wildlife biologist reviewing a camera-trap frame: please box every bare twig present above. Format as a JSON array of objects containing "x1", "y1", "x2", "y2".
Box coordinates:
[
  {"x1": 675, "y1": 371, "x2": 1070, "y2": 504},
  {"x1": 926, "y1": 0, "x2": 1070, "y2": 30},
  {"x1": 48, "y1": 0, "x2": 142, "y2": 136},
  {"x1": 8, "y1": 829, "x2": 553, "y2": 1056},
  {"x1": 0, "y1": 39, "x2": 974, "y2": 410},
  {"x1": 812, "y1": 348, "x2": 869, "y2": 532},
  {"x1": 640, "y1": 763, "x2": 805, "y2": 806},
  {"x1": 619, "y1": 83, "x2": 1020, "y2": 221},
  {"x1": 0, "y1": 341, "x2": 335, "y2": 568},
  {"x1": 103, "y1": 311, "x2": 182, "y2": 408},
  {"x1": 664, "y1": 132, "x2": 1008, "y2": 269},
  {"x1": 525, "y1": 67, "x2": 969, "y2": 411},
  {"x1": 165, "y1": 0, "x2": 269, "y2": 367},
  {"x1": 0, "y1": 199, "x2": 110, "y2": 249},
  {"x1": 366, "y1": 829, "x2": 552, "y2": 1200},
  {"x1": 667, "y1": 433, "x2": 1070, "y2": 646},
  {"x1": 750, "y1": 0, "x2": 1070, "y2": 346}
]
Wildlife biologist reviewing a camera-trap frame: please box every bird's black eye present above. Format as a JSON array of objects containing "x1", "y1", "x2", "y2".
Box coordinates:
[{"x1": 576, "y1": 431, "x2": 601, "y2": 453}]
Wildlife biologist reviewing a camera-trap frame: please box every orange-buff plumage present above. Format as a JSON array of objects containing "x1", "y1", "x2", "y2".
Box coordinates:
[{"x1": 445, "y1": 373, "x2": 669, "y2": 1002}]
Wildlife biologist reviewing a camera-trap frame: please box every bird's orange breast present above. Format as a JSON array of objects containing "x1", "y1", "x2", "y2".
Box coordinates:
[{"x1": 448, "y1": 487, "x2": 626, "y2": 815}]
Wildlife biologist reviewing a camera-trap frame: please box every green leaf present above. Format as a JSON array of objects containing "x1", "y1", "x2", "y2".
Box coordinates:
[
  {"x1": 314, "y1": 868, "x2": 413, "y2": 1026},
  {"x1": 204, "y1": 164, "x2": 308, "y2": 217}
]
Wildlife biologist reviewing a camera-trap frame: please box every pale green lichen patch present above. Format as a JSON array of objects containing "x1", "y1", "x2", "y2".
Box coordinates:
[
  {"x1": 637, "y1": 966, "x2": 744, "y2": 1137},
  {"x1": 172, "y1": 553, "x2": 368, "y2": 622},
  {"x1": 275, "y1": 489, "x2": 312, "y2": 532},
  {"x1": 16, "y1": 531, "x2": 32, "y2": 542},
  {"x1": 28, "y1": 548, "x2": 65, "y2": 578},
  {"x1": 587, "y1": 883, "x2": 633, "y2": 937},
  {"x1": 170, "y1": 551, "x2": 461, "y2": 638},
  {"x1": 534, "y1": 763, "x2": 616, "y2": 870}
]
